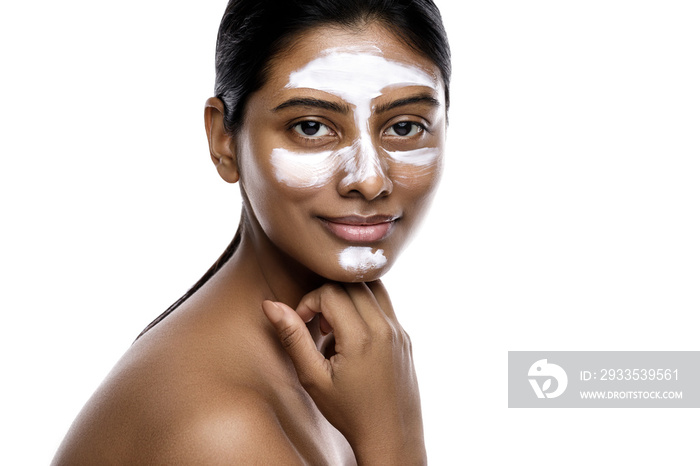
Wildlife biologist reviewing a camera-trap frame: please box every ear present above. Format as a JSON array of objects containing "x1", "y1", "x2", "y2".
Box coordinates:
[{"x1": 204, "y1": 97, "x2": 239, "y2": 183}]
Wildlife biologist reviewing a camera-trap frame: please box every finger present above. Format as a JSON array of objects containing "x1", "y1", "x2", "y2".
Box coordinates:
[
  {"x1": 261, "y1": 300, "x2": 330, "y2": 389},
  {"x1": 295, "y1": 283, "x2": 367, "y2": 344},
  {"x1": 366, "y1": 279, "x2": 397, "y2": 321},
  {"x1": 319, "y1": 314, "x2": 333, "y2": 335},
  {"x1": 341, "y1": 283, "x2": 390, "y2": 329}
]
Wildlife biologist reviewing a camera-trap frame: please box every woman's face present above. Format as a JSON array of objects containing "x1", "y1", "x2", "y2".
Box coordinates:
[{"x1": 237, "y1": 23, "x2": 446, "y2": 282}]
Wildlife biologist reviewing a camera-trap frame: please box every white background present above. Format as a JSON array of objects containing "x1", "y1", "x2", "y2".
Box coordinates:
[{"x1": 1, "y1": 1, "x2": 699, "y2": 464}]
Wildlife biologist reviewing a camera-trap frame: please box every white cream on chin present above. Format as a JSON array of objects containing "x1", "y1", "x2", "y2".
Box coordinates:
[
  {"x1": 271, "y1": 48, "x2": 443, "y2": 189},
  {"x1": 338, "y1": 247, "x2": 387, "y2": 276}
]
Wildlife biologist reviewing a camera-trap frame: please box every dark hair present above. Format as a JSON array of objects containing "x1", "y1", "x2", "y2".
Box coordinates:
[{"x1": 137, "y1": 0, "x2": 451, "y2": 340}]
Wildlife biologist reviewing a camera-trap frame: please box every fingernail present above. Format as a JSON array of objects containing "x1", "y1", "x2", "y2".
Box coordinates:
[{"x1": 261, "y1": 300, "x2": 284, "y2": 324}]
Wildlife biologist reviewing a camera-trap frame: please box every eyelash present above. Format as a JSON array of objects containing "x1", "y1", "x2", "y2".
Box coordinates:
[
  {"x1": 288, "y1": 119, "x2": 429, "y2": 144},
  {"x1": 383, "y1": 121, "x2": 427, "y2": 138},
  {"x1": 291, "y1": 121, "x2": 334, "y2": 140}
]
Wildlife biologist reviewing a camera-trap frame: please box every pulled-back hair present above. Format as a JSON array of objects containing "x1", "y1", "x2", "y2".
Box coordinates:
[
  {"x1": 137, "y1": 0, "x2": 450, "y2": 339},
  {"x1": 215, "y1": 0, "x2": 450, "y2": 134}
]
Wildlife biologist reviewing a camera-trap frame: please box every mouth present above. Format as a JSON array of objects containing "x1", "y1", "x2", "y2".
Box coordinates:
[{"x1": 319, "y1": 215, "x2": 398, "y2": 243}]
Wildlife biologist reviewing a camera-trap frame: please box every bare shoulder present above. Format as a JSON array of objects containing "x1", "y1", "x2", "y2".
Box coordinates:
[
  {"x1": 153, "y1": 387, "x2": 307, "y2": 465},
  {"x1": 53, "y1": 301, "x2": 354, "y2": 465},
  {"x1": 53, "y1": 384, "x2": 305, "y2": 465}
]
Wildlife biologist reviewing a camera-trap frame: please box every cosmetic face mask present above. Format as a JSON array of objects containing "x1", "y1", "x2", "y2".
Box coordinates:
[
  {"x1": 271, "y1": 47, "x2": 444, "y2": 189},
  {"x1": 338, "y1": 246, "x2": 387, "y2": 277}
]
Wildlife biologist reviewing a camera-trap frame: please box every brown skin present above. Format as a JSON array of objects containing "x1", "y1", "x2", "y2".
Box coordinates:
[{"x1": 53, "y1": 23, "x2": 445, "y2": 465}]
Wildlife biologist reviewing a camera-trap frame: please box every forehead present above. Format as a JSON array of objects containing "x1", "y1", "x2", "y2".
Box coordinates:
[
  {"x1": 263, "y1": 24, "x2": 442, "y2": 97},
  {"x1": 286, "y1": 48, "x2": 438, "y2": 97}
]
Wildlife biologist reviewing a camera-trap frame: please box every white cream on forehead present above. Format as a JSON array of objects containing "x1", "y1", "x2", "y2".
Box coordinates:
[
  {"x1": 285, "y1": 47, "x2": 437, "y2": 100},
  {"x1": 338, "y1": 247, "x2": 387, "y2": 277},
  {"x1": 271, "y1": 47, "x2": 443, "y2": 189}
]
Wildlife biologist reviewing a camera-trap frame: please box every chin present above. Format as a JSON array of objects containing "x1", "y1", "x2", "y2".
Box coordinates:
[
  {"x1": 315, "y1": 245, "x2": 393, "y2": 282},
  {"x1": 343, "y1": 268, "x2": 387, "y2": 283},
  {"x1": 327, "y1": 260, "x2": 392, "y2": 283}
]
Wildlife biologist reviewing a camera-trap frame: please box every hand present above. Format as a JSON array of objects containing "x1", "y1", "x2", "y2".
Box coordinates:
[{"x1": 262, "y1": 281, "x2": 426, "y2": 465}]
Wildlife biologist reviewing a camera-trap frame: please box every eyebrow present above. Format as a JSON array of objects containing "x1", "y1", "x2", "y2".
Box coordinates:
[
  {"x1": 374, "y1": 94, "x2": 441, "y2": 114},
  {"x1": 272, "y1": 97, "x2": 351, "y2": 114}
]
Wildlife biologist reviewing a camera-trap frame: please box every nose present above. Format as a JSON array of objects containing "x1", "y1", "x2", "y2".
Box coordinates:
[{"x1": 337, "y1": 142, "x2": 393, "y2": 200}]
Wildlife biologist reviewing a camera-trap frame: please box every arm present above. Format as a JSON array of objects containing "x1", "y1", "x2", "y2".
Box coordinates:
[{"x1": 262, "y1": 281, "x2": 427, "y2": 465}]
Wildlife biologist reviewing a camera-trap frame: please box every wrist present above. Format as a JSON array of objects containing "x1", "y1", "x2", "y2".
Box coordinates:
[
  {"x1": 354, "y1": 444, "x2": 427, "y2": 466},
  {"x1": 351, "y1": 428, "x2": 427, "y2": 466}
]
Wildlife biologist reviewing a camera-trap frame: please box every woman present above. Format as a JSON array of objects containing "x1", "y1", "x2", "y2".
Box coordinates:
[{"x1": 53, "y1": 0, "x2": 450, "y2": 463}]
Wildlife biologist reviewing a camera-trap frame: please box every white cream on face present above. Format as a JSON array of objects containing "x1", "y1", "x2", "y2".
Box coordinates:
[
  {"x1": 269, "y1": 148, "x2": 335, "y2": 188},
  {"x1": 271, "y1": 47, "x2": 444, "y2": 189},
  {"x1": 338, "y1": 247, "x2": 387, "y2": 277},
  {"x1": 384, "y1": 147, "x2": 441, "y2": 166}
]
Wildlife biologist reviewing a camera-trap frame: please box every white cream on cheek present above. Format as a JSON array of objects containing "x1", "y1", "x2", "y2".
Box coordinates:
[
  {"x1": 271, "y1": 48, "x2": 443, "y2": 189},
  {"x1": 269, "y1": 148, "x2": 335, "y2": 188},
  {"x1": 384, "y1": 147, "x2": 441, "y2": 166}
]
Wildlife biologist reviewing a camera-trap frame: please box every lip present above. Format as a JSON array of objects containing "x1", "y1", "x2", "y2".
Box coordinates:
[{"x1": 320, "y1": 215, "x2": 398, "y2": 243}]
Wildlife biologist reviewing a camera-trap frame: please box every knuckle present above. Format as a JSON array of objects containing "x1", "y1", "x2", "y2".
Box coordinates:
[
  {"x1": 385, "y1": 321, "x2": 410, "y2": 348},
  {"x1": 354, "y1": 330, "x2": 373, "y2": 353},
  {"x1": 403, "y1": 330, "x2": 413, "y2": 353},
  {"x1": 277, "y1": 322, "x2": 304, "y2": 350},
  {"x1": 319, "y1": 283, "x2": 342, "y2": 302},
  {"x1": 375, "y1": 320, "x2": 397, "y2": 342},
  {"x1": 318, "y1": 287, "x2": 333, "y2": 305}
]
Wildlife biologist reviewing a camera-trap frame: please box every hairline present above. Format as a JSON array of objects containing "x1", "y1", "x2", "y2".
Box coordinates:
[{"x1": 227, "y1": 19, "x2": 447, "y2": 136}]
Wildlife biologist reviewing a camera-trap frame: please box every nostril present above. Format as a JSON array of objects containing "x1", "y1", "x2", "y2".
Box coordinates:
[{"x1": 340, "y1": 172, "x2": 393, "y2": 201}]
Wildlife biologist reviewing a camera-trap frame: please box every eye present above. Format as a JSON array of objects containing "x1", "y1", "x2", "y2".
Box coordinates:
[
  {"x1": 385, "y1": 121, "x2": 423, "y2": 138},
  {"x1": 292, "y1": 121, "x2": 332, "y2": 138}
]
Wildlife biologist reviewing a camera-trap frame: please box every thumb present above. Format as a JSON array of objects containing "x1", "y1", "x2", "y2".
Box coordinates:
[{"x1": 261, "y1": 300, "x2": 329, "y2": 389}]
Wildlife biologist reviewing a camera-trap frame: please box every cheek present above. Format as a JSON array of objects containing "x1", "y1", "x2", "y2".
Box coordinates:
[
  {"x1": 388, "y1": 148, "x2": 443, "y2": 191},
  {"x1": 269, "y1": 148, "x2": 337, "y2": 189},
  {"x1": 271, "y1": 145, "x2": 443, "y2": 189},
  {"x1": 238, "y1": 144, "x2": 320, "y2": 240},
  {"x1": 242, "y1": 146, "x2": 330, "y2": 214},
  {"x1": 269, "y1": 144, "x2": 372, "y2": 190},
  {"x1": 386, "y1": 147, "x2": 441, "y2": 166}
]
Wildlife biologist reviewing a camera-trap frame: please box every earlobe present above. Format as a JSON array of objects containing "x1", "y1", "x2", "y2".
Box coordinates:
[{"x1": 204, "y1": 97, "x2": 239, "y2": 183}]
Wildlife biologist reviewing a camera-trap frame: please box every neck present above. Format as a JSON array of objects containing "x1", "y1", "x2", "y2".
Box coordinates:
[
  {"x1": 235, "y1": 213, "x2": 327, "y2": 308},
  {"x1": 204, "y1": 216, "x2": 333, "y2": 355}
]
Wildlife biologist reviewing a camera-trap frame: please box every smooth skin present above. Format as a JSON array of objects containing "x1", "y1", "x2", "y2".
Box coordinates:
[{"x1": 53, "y1": 22, "x2": 445, "y2": 465}]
